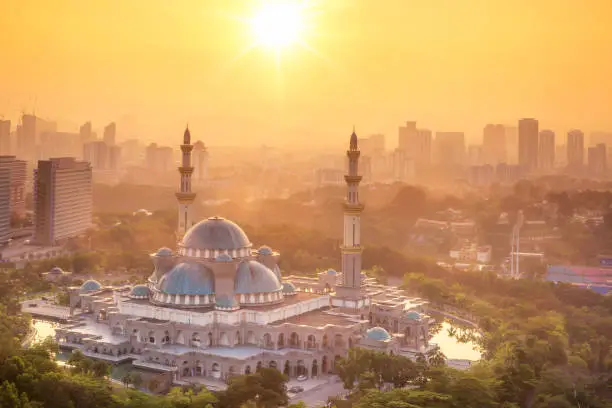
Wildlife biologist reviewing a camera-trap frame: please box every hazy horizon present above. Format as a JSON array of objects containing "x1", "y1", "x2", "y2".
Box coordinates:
[{"x1": 1, "y1": 0, "x2": 611, "y2": 146}]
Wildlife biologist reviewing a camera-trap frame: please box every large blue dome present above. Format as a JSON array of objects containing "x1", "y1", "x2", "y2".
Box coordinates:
[
  {"x1": 366, "y1": 327, "x2": 392, "y2": 341},
  {"x1": 80, "y1": 280, "x2": 101, "y2": 292},
  {"x1": 181, "y1": 217, "x2": 251, "y2": 251},
  {"x1": 235, "y1": 260, "x2": 282, "y2": 294},
  {"x1": 130, "y1": 284, "x2": 150, "y2": 299},
  {"x1": 159, "y1": 262, "x2": 215, "y2": 295}
]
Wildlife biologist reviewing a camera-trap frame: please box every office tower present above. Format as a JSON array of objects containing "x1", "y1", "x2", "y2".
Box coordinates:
[
  {"x1": 468, "y1": 165, "x2": 494, "y2": 186},
  {"x1": 83, "y1": 141, "x2": 109, "y2": 170},
  {"x1": 518, "y1": 118, "x2": 539, "y2": 172},
  {"x1": 505, "y1": 126, "x2": 519, "y2": 164},
  {"x1": 434, "y1": 132, "x2": 465, "y2": 166},
  {"x1": 398, "y1": 121, "x2": 417, "y2": 152},
  {"x1": 145, "y1": 143, "x2": 174, "y2": 173},
  {"x1": 103, "y1": 122, "x2": 116, "y2": 146},
  {"x1": 368, "y1": 133, "x2": 385, "y2": 153},
  {"x1": 398, "y1": 122, "x2": 431, "y2": 168},
  {"x1": 467, "y1": 145, "x2": 483, "y2": 166},
  {"x1": 482, "y1": 124, "x2": 507, "y2": 164},
  {"x1": 192, "y1": 141, "x2": 209, "y2": 182},
  {"x1": 588, "y1": 144, "x2": 607, "y2": 177},
  {"x1": 19, "y1": 114, "x2": 57, "y2": 161},
  {"x1": 0, "y1": 120, "x2": 10, "y2": 155},
  {"x1": 567, "y1": 129, "x2": 585, "y2": 170},
  {"x1": 120, "y1": 139, "x2": 144, "y2": 165},
  {"x1": 33, "y1": 158, "x2": 92, "y2": 246},
  {"x1": 538, "y1": 130, "x2": 555, "y2": 172},
  {"x1": 391, "y1": 148, "x2": 415, "y2": 180},
  {"x1": 0, "y1": 156, "x2": 27, "y2": 217},
  {"x1": 79, "y1": 121, "x2": 94, "y2": 144},
  {"x1": 0, "y1": 167, "x2": 9, "y2": 243}
]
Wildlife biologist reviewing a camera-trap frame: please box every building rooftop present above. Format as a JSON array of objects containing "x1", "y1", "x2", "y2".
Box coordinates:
[{"x1": 269, "y1": 308, "x2": 361, "y2": 328}]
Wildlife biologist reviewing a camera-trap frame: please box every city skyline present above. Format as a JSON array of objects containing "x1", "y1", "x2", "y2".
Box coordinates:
[{"x1": 1, "y1": 0, "x2": 611, "y2": 146}]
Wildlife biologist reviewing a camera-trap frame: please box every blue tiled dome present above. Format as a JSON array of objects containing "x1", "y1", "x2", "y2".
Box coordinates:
[
  {"x1": 215, "y1": 253, "x2": 233, "y2": 262},
  {"x1": 182, "y1": 217, "x2": 251, "y2": 251},
  {"x1": 366, "y1": 327, "x2": 391, "y2": 341},
  {"x1": 235, "y1": 260, "x2": 282, "y2": 294},
  {"x1": 258, "y1": 246, "x2": 273, "y2": 255},
  {"x1": 156, "y1": 247, "x2": 173, "y2": 257},
  {"x1": 80, "y1": 280, "x2": 101, "y2": 292},
  {"x1": 406, "y1": 311, "x2": 421, "y2": 320},
  {"x1": 282, "y1": 282, "x2": 296, "y2": 294},
  {"x1": 327, "y1": 269, "x2": 337, "y2": 275},
  {"x1": 129, "y1": 284, "x2": 150, "y2": 299},
  {"x1": 159, "y1": 262, "x2": 214, "y2": 295}
]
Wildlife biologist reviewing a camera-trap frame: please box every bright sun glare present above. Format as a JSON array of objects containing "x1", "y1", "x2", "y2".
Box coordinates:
[{"x1": 251, "y1": 2, "x2": 304, "y2": 49}]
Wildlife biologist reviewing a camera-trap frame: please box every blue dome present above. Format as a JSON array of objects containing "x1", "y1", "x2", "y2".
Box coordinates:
[
  {"x1": 406, "y1": 311, "x2": 421, "y2": 320},
  {"x1": 366, "y1": 327, "x2": 391, "y2": 341},
  {"x1": 80, "y1": 280, "x2": 101, "y2": 292},
  {"x1": 159, "y1": 262, "x2": 215, "y2": 295},
  {"x1": 215, "y1": 253, "x2": 233, "y2": 262},
  {"x1": 182, "y1": 217, "x2": 251, "y2": 251},
  {"x1": 156, "y1": 247, "x2": 173, "y2": 257},
  {"x1": 282, "y1": 282, "x2": 296, "y2": 294},
  {"x1": 50, "y1": 267, "x2": 63, "y2": 274},
  {"x1": 130, "y1": 284, "x2": 150, "y2": 298},
  {"x1": 235, "y1": 260, "x2": 282, "y2": 294},
  {"x1": 258, "y1": 246, "x2": 273, "y2": 255},
  {"x1": 327, "y1": 269, "x2": 337, "y2": 275}
]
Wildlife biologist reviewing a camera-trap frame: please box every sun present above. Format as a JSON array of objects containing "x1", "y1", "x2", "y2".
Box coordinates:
[{"x1": 250, "y1": 2, "x2": 304, "y2": 50}]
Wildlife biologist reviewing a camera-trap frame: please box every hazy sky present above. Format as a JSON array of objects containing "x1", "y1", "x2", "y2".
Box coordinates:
[{"x1": 1, "y1": 0, "x2": 611, "y2": 147}]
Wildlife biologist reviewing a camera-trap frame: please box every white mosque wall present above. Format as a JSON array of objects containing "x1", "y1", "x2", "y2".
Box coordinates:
[{"x1": 118, "y1": 295, "x2": 330, "y2": 326}]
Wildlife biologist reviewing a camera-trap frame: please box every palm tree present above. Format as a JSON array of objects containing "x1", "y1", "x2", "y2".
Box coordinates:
[{"x1": 426, "y1": 345, "x2": 447, "y2": 367}]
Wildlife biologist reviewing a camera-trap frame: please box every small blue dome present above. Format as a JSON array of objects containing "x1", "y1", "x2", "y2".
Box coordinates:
[
  {"x1": 258, "y1": 246, "x2": 273, "y2": 255},
  {"x1": 235, "y1": 260, "x2": 282, "y2": 294},
  {"x1": 215, "y1": 253, "x2": 233, "y2": 262},
  {"x1": 282, "y1": 282, "x2": 296, "y2": 294},
  {"x1": 366, "y1": 327, "x2": 391, "y2": 341},
  {"x1": 80, "y1": 280, "x2": 101, "y2": 292},
  {"x1": 159, "y1": 262, "x2": 215, "y2": 295},
  {"x1": 50, "y1": 267, "x2": 63, "y2": 274},
  {"x1": 156, "y1": 247, "x2": 173, "y2": 257},
  {"x1": 327, "y1": 269, "x2": 337, "y2": 275},
  {"x1": 130, "y1": 284, "x2": 150, "y2": 299},
  {"x1": 406, "y1": 311, "x2": 421, "y2": 320}
]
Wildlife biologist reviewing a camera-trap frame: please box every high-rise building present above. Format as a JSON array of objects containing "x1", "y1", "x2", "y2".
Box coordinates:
[
  {"x1": 39, "y1": 131, "x2": 81, "y2": 160},
  {"x1": 0, "y1": 120, "x2": 11, "y2": 155},
  {"x1": 332, "y1": 129, "x2": 368, "y2": 310},
  {"x1": 567, "y1": 129, "x2": 585, "y2": 170},
  {"x1": 434, "y1": 132, "x2": 465, "y2": 166},
  {"x1": 108, "y1": 145, "x2": 122, "y2": 172},
  {"x1": 176, "y1": 127, "x2": 196, "y2": 237},
  {"x1": 588, "y1": 143, "x2": 607, "y2": 177},
  {"x1": 19, "y1": 114, "x2": 57, "y2": 161},
  {"x1": 103, "y1": 122, "x2": 116, "y2": 146},
  {"x1": 398, "y1": 121, "x2": 417, "y2": 152},
  {"x1": 538, "y1": 130, "x2": 555, "y2": 172},
  {"x1": 482, "y1": 124, "x2": 506, "y2": 164},
  {"x1": 0, "y1": 156, "x2": 27, "y2": 217},
  {"x1": 79, "y1": 121, "x2": 94, "y2": 144},
  {"x1": 391, "y1": 148, "x2": 415, "y2": 181},
  {"x1": 192, "y1": 141, "x2": 209, "y2": 182},
  {"x1": 518, "y1": 118, "x2": 539, "y2": 172},
  {"x1": 145, "y1": 143, "x2": 175, "y2": 173},
  {"x1": 505, "y1": 126, "x2": 519, "y2": 164},
  {"x1": 83, "y1": 141, "x2": 110, "y2": 170},
  {"x1": 398, "y1": 122, "x2": 431, "y2": 169},
  {"x1": 0, "y1": 167, "x2": 10, "y2": 243},
  {"x1": 33, "y1": 157, "x2": 92, "y2": 246}
]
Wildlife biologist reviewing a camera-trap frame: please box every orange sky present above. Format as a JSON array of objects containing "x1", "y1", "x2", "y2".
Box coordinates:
[{"x1": 1, "y1": 0, "x2": 611, "y2": 147}]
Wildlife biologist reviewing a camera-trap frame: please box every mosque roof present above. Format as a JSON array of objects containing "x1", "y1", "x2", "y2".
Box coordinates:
[
  {"x1": 235, "y1": 260, "x2": 282, "y2": 294},
  {"x1": 156, "y1": 247, "x2": 173, "y2": 257},
  {"x1": 129, "y1": 284, "x2": 151, "y2": 299},
  {"x1": 366, "y1": 327, "x2": 392, "y2": 341},
  {"x1": 158, "y1": 262, "x2": 215, "y2": 295},
  {"x1": 282, "y1": 282, "x2": 296, "y2": 294},
  {"x1": 181, "y1": 217, "x2": 251, "y2": 251}
]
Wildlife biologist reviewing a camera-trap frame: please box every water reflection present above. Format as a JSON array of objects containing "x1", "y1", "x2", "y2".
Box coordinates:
[
  {"x1": 32, "y1": 319, "x2": 58, "y2": 344},
  {"x1": 429, "y1": 319, "x2": 482, "y2": 361}
]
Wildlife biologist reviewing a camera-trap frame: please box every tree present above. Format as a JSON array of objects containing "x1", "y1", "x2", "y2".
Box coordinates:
[
  {"x1": 219, "y1": 368, "x2": 288, "y2": 408},
  {"x1": 130, "y1": 372, "x2": 143, "y2": 390}
]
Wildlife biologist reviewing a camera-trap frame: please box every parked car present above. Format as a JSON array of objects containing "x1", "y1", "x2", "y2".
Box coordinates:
[
  {"x1": 289, "y1": 386, "x2": 304, "y2": 393},
  {"x1": 297, "y1": 375, "x2": 307, "y2": 382}
]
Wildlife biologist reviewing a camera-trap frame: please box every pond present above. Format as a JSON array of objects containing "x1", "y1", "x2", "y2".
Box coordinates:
[{"x1": 429, "y1": 318, "x2": 482, "y2": 361}]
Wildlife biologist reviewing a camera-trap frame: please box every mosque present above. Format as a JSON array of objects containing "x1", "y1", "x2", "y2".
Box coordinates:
[{"x1": 56, "y1": 128, "x2": 430, "y2": 383}]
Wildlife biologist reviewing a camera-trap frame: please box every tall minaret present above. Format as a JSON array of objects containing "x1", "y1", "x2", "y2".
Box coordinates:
[
  {"x1": 332, "y1": 128, "x2": 369, "y2": 310},
  {"x1": 176, "y1": 126, "x2": 196, "y2": 237}
]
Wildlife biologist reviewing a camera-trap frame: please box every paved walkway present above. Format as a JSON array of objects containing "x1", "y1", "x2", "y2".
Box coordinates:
[{"x1": 290, "y1": 376, "x2": 346, "y2": 408}]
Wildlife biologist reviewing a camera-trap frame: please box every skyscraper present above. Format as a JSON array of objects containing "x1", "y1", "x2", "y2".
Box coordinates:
[
  {"x1": 398, "y1": 122, "x2": 431, "y2": 168},
  {"x1": 538, "y1": 130, "x2": 555, "y2": 172},
  {"x1": 482, "y1": 124, "x2": 507, "y2": 164},
  {"x1": 0, "y1": 167, "x2": 10, "y2": 243},
  {"x1": 79, "y1": 121, "x2": 94, "y2": 144},
  {"x1": 567, "y1": 129, "x2": 585, "y2": 170},
  {"x1": 192, "y1": 141, "x2": 209, "y2": 182},
  {"x1": 103, "y1": 122, "x2": 116, "y2": 146},
  {"x1": 434, "y1": 132, "x2": 465, "y2": 167},
  {"x1": 332, "y1": 129, "x2": 368, "y2": 310},
  {"x1": 0, "y1": 156, "x2": 27, "y2": 217},
  {"x1": 83, "y1": 141, "x2": 110, "y2": 170},
  {"x1": 0, "y1": 120, "x2": 11, "y2": 155},
  {"x1": 19, "y1": 114, "x2": 57, "y2": 161},
  {"x1": 518, "y1": 118, "x2": 539, "y2": 172},
  {"x1": 398, "y1": 121, "x2": 417, "y2": 152},
  {"x1": 33, "y1": 157, "x2": 92, "y2": 245},
  {"x1": 176, "y1": 127, "x2": 196, "y2": 237},
  {"x1": 588, "y1": 144, "x2": 607, "y2": 177}
]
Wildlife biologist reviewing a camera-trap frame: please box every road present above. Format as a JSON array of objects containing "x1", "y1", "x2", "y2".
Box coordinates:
[{"x1": 291, "y1": 379, "x2": 347, "y2": 408}]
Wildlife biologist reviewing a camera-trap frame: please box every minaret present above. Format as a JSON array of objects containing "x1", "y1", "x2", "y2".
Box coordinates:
[
  {"x1": 332, "y1": 128, "x2": 369, "y2": 310},
  {"x1": 176, "y1": 126, "x2": 196, "y2": 238}
]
